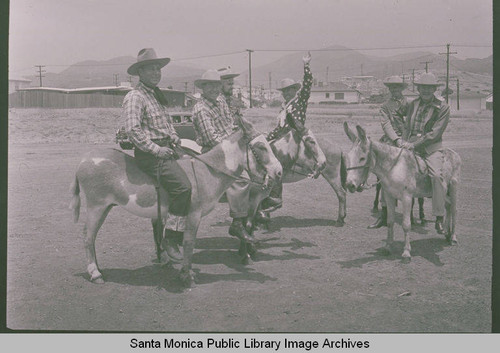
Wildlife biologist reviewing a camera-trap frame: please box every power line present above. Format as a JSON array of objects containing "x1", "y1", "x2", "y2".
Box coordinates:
[{"x1": 251, "y1": 44, "x2": 491, "y2": 52}]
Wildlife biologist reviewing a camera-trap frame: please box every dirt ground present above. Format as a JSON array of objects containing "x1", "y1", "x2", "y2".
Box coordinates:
[{"x1": 6, "y1": 106, "x2": 492, "y2": 332}]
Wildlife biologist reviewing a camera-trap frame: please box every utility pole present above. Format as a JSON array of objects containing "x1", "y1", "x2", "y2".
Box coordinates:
[
  {"x1": 411, "y1": 68, "x2": 416, "y2": 92},
  {"x1": 420, "y1": 60, "x2": 432, "y2": 73},
  {"x1": 113, "y1": 74, "x2": 119, "y2": 86},
  {"x1": 326, "y1": 66, "x2": 329, "y2": 84},
  {"x1": 35, "y1": 65, "x2": 45, "y2": 87},
  {"x1": 360, "y1": 63, "x2": 363, "y2": 76},
  {"x1": 246, "y1": 49, "x2": 254, "y2": 108},
  {"x1": 439, "y1": 43, "x2": 457, "y2": 104},
  {"x1": 268, "y1": 72, "x2": 272, "y2": 100},
  {"x1": 184, "y1": 82, "x2": 188, "y2": 92},
  {"x1": 402, "y1": 74, "x2": 406, "y2": 83},
  {"x1": 456, "y1": 78, "x2": 460, "y2": 110}
]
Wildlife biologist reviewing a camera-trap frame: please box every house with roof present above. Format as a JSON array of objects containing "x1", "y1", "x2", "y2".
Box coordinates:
[
  {"x1": 9, "y1": 77, "x2": 32, "y2": 94},
  {"x1": 309, "y1": 82, "x2": 361, "y2": 104},
  {"x1": 447, "y1": 90, "x2": 488, "y2": 112}
]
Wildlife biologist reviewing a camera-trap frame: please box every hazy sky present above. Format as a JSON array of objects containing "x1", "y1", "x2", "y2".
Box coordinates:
[{"x1": 9, "y1": 0, "x2": 492, "y2": 76}]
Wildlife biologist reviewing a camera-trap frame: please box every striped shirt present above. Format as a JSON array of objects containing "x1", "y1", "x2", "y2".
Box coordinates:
[
  {"x1": 192, "y1": 95, "x2": 237, "y2": 150},
  {"x1": 123, "y1": 82, "x2": 178, "y2": 156}
]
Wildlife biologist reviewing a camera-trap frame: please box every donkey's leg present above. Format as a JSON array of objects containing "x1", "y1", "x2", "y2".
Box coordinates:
[
  {"x1": 447, "y1": 180, "x2": 458, "y2": 245},
  {"x1": 418, "y1": 198, "x2": 426, "y2": 225},
  {"x1": 373, "y1": 180, "x2": 381, "y2": 213},
  {"x1": 179, "y1": 211, "x2": 202, "y2": 287},
  {"x1": 384, "y1": 193, "x2": 396, "y2": 255},
  {"x1": 401, "y1": 194, "x2": 413, "y2": 262},
  {"x1": 84, "y1": 204, "x2": 113, "y2": 283},
  {"x1": 321, "y1": 167, "x2": 347, "y2": 226}
]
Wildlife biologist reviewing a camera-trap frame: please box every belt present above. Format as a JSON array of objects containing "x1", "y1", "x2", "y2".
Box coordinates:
[{"x1": 151, "y1": 138, "x2": 172, "y2": 147}]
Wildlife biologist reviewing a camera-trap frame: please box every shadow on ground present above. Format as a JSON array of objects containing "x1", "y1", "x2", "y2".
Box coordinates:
[{"x1": 337, "y1": 237, "x2": 452, "y2": 268}]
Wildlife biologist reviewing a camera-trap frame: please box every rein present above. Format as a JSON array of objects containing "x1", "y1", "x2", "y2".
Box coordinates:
[
  {"x1": 346, "y1": 140, "x2": 405, "y2": 189},
  {"x1": 174, "y1": 139, "x2": 269, "y2": 189}
]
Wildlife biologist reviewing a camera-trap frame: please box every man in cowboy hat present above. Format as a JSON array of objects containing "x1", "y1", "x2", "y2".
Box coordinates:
[
  {"x1": 123, "y1": 48, "x2": 192, "y2": 262},
  {"x1": 192, "y1": 69, "x2": 255, "y2": 243},
  {"x1": 218, "y1": 66, "x2": 245, "y2": 117},
  {"x1": 368, "y1": 76, "x2": 409, "y2": 229},
  {"x1": 261, "y1": 52, "x2": 313, "y2": 212},
  {"x1": 399, "y1": 72, "x2": 450, "y2": 234}
]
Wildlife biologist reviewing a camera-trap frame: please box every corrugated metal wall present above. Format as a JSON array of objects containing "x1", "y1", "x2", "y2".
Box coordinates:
[{"x1": 8, "y1": 90, "x2": 186, "y2": 108}]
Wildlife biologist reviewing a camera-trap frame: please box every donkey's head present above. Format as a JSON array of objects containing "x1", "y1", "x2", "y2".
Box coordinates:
[
  {"x1": 234, "y1": 115, "x2": 282, "y2": 188},
  {"x1": 295, "y1": 121, "x2": 326, "y2": 178},
  {"x1": 343, "y1": 122, "x2": 372, "y2": 193}
]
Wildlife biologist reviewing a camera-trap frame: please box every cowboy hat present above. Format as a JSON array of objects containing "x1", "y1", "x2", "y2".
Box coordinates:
[
  {"x1": 194, "y1": 69, "x2": 222, "y2": 88},
  {"x1": 383, "y1": 76, "x2": 408, "y2": 87},
  {"x1": 217, "y1": 66, "x2": 239, "y2": 80},
  {"x1": 277, "y1": 78, "x2": 301, "y2": 91},
  {"x1": 414, "y1": 72, "x2": 443, "y2": 86},
  {"x1": 127, "y1": 48, "x2": 171, "y2": 76}
]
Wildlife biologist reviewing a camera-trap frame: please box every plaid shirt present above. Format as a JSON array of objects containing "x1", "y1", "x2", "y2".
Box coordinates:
[
  {"x1": 267, "y1": 63, "x2": 313, "y2": 140},
  {"x1": 412, "y1": 101, "x2": 433, "y2": 136},
  {"x1": 192, "y1": 95, "x2": 237, "y2": 150},
  {"x1": 123, "y1": 82, "x2": 178, "y2": 156}
]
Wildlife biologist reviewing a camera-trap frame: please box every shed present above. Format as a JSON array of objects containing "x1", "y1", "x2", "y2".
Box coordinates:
[{"x1": 310, "y1": 82, "x2": 361, "y2": 104}]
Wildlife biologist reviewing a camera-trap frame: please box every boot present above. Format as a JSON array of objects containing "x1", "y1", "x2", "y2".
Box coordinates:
[
  {"x1": 228, "y1": 218, "x2": 256, "y2": 243},
  {"x1": 161, "y1": 229, "x2": 183, "y2": 263},
  {"x1": 368, "y1": 206, "x2": 387, "y2": 229},
  {"x1": 254, "y1": 210, "x2": 271, "y2": 225},
  {"x1": 260, "y1": 197, "x2": 282, "y2": 212},
  {"x1": 435, "y1": 216, "x2": 444, "y2": 234}
]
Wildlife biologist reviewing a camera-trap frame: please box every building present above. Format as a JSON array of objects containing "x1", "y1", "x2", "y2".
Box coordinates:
[
  {"x1": 9, "y1": 77, "x2": 32, "y2": 94},
  {"x1": 447, "y1": 91, "x2": 488, "y2": 112},
  {"x1": 9, "y1": 86, "x2": 189, "y2": 108},
  {"x1": 486, "y1": 94, "x2": 493, "y2": 110},
  {"x1": 309, "y1": 82, "x2": 361, "y2": 104}
]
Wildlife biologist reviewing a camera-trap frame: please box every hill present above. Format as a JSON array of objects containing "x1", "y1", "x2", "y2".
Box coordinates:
[{"x1": 22, "y1": 46, "x2": 492, "y2": 93}]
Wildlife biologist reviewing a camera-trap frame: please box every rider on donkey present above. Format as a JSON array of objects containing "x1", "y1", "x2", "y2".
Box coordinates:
[
  {"x1": 261, "y1": 51, "x2": 313, "y2": 213},
  {"x1": 191, "y1": 69, "x2": 256, "y2": 243},
  {"x1": 123, "y1": 48, "x2": 192, "y2": 263},
  {"x1": 398, "y1": 72, "x2": 450, "y2": 235},
  {"x1": 369, "y1": 76, "x2": 409, "y2": 229}
]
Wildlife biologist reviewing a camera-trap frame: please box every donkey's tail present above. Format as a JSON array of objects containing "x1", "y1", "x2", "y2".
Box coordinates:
[
  {"x1": 69, "y1": 175, "x2": 81, "y2": 223},
  {"x1": 340, "y1": 151, "x2": 347, "y2": 191}
]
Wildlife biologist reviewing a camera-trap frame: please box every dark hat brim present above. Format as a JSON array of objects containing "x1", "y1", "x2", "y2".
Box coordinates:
[
  {"x1": 277, "y1": 83, "x2": 301, "y2": 91},
  {"x1": 127, "y1": 58, "x2": 171, "y2": 76}
]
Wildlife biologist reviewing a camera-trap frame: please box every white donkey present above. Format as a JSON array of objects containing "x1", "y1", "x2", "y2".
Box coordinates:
[
  {"x1": 343, "y1": 122, "x2": 461, "y2": 262},
  {"x1": 70, "y1": 117, "x2": 282, "y2": 287}
]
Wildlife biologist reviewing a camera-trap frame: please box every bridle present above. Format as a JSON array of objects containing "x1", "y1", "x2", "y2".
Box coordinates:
[
  {"x1": 345, "y1": 139, "x2": 404, "y2": 189},
  {"x1": 271, "y1": 128, "x2": 325, "y2": 179},
  {"x1": 175, "y1": 133, "x2": 273, "y2": 189}
]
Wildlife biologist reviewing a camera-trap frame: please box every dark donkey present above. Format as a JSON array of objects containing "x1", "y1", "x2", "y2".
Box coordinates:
[
  {"x1": 343, "y1": 122, "x2": 461, "y2": 262},
  {"x1": 70, "y1": 117, "x2": 282, "y2": 287}
]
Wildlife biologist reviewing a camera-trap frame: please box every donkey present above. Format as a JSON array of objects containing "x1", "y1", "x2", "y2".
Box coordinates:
[
  {"x1": 69, "y1": 118, "x2": 282, "y2": 287},
  {"x1": 251, "y1": 122, "x2": 347, "y2": 229},
  {"x1": 343, "y1": 122, "x2": 461, "y2": 262}
]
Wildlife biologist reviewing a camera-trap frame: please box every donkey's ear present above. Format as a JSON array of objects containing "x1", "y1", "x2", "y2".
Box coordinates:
[
  {"x1": 344, "y1": 122, "x2": 357, "y2": 143},
  {"x1": 237, "y1": 115, "x2": 258, "y2": 139},
  {"x1": 356, "y1": 125, "x2": 367, "y2": 144}
]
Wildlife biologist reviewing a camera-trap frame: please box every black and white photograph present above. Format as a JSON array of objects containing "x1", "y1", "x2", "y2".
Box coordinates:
[{"x1": 4, "y1": 0, "x2": 496, "y2": 341}]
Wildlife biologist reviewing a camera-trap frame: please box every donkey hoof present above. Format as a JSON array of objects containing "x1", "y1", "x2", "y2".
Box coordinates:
[
  {"x1": 241, "y1": 255, "x2": 252, "y2": 265},
  {"x1": 401, "y1": 256, "x2": 411, "y2": 264},
  {"x1": 180, "y1": 270, "x2": 195, "y2": 288},
  {"x1": 91, "y1": 275, "x2": 104, "y2": 284}
]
